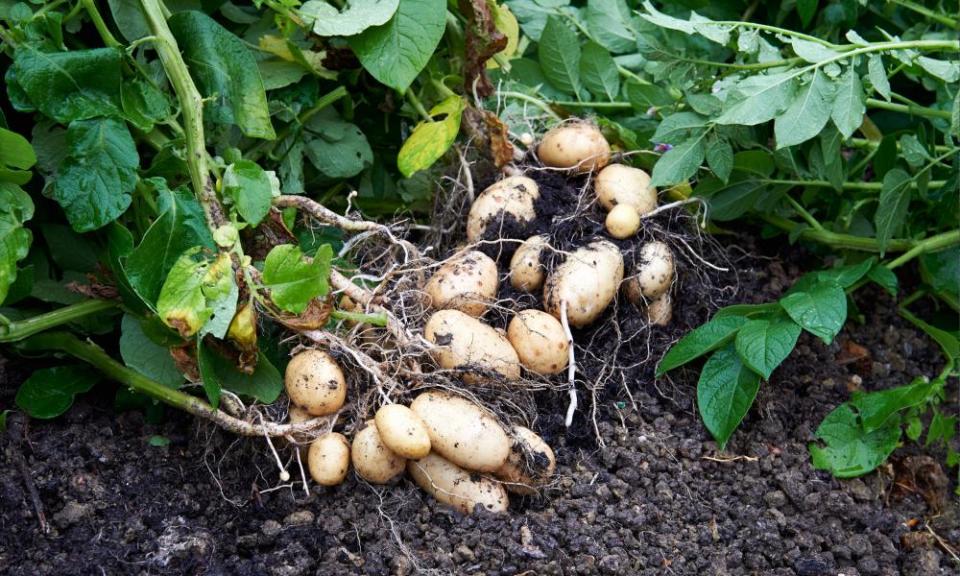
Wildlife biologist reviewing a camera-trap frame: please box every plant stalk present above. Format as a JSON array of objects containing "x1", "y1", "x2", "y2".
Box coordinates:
[
  {"x1": 81, "y1": 0, "x2": 120, "y2": 47},
  {"x1": 865, "y1": 98, "x2": 953, "y2": 120},
  {"x1": 0, "y1": 300, "x2": 118, "y2": 343},
  {"x1": 886, "y1": 230, "x2": 960, "y2": 270},
  {"x1": 763, "y1": 215, "x2": 917, "y2": 252}
]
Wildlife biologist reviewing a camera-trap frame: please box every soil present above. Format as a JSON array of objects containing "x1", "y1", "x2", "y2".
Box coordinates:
[{"x1": 2, "y1": 237, "x2": 958, "y2": 575}]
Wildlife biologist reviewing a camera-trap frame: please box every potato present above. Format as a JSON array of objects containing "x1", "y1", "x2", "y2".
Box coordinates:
[
  {"x1": 308, "y1": 432, "x2": 351, "y2": 486},
  {"x1": 495, "y1": 426, "x2": 556, "y2": 495},
  {"x1": 605, "y1": 204, "x2": 641, "y2": 239},
  {"x1": 424, "y1": 250, "x2": 498, "y2": 317},
  {"x1": 410, "y1": 391, "x2": 511, "y2": 472},
  {"x1": 507, "y1": 310, "x2": 569, "y2": 375},
  {"x1": 544, "y1": 240, "x2": 624, "y2": 328},
  {"x1": 424, "y1": 310, "x2": 521, "y2": 381},
  {"x1": 647, "y1": 294, "x2": 673, "y2": 326},
  {"x1": 407, "y1": 453, "x2": 509, "y2": 514},
  {"x1": 351, "y1": 421, "x2": 405, "y2": 484},
  {"x1": 538, "y1": 122, "x2": 611, "y2": 174},
  {"x1": 284, "y1": 349, "x2": 347, "y2": 416},
  {"x1": 595, "y1": 164, "x2": 657, "y2": 214},
  {"x1": 286, "y1": 405, "x2": 314, "y2": 445},
  {"x1": 466, "y1": 176, "x2": 540, "y2": 243},
  {"x1": 509, "y1": 235, "x2": 549, "y2": 292},
  {"x1": 626, "y1": 241, "x2": 675, "y2": 301},
  {"x1": 374, "y1": 404, "x2": 431, "y2": 459}
]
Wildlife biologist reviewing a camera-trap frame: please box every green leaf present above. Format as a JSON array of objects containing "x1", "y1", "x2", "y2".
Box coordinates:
[
  {"x1": 774, "y1": 69, "x2": 836, "y2": 149},
  {"x1": 538, "y1": 16, "x2": 581, "y2": 95},
  {"x1": 584, "y1": 0, "x2": 636, "y2": 54},
  {"x1": 50, "y1": 118, "x2": 140, "y2": 233},
  {"x1": 301, "y1": 0, "x2": 400, "y2": 36},
  {"x1": 650, "y1": 135, "x2": 706, "y2": 187},
  {"x1": 624, "y1": 81, "x2": 673, "y2": 109},
  {"x1": 920, "y1": 247, "x2": 959, "y2": 307},
  {"x1": 580, "y1": 42, "x2": 619, "y2": 101},
  {"x1": 657, "y1": 315, "x2": 748, "y2": 376},
  {"x1": 831, "y1": 65, "x2": 865, "y2": 138},
  {"x1": 506, "y1": 0, "x2": 570, "y2": 42},
  {"x1": 817, "y1": 257, "x2": 875, "y2": 288},
  {"x1": 303, "y1": 112, "x2": 374, "y2": 179},
  {"x1": 734, "y1": 315, "x2": 802, "y2": 380},
  {"x1": 148, "y1": 435, "x2": 171, "y2": 447},
  {"x1": 198, "y1": 341, "x2": 283, "y2": 405},
  {"x1": 695, "y1": 175, "x2": 770, "y2": 221},
  {"x1": 916, "y1": 56, "x2": 959, "y2": 83},
  {"x1": 796, "y1": 0, "x2": 817, "y2": 27},
  {"x1": 347, "y1": 0, "x2": 446, "y2": 92},
  {"x1": 926, "y1": 409, "x2": 957, "y2": 447},
  {"x1": 0, "y1": 127, "x2": 36, "y2": 172},
  {"x1": 196, "y1": 339, "x2": 223, "y2": 409},
  {"x1": 397, "y1": 95, "x2": 465, "y2": 178},
  {"x1": 156, "y1": 249, "x2": 237, "y2": 338},
  {"x1": 222, "y1": 160, "x2": 274, "y2": 227},
  {"x1": 867, "y1": 264, "x2": 898, "y2": 296},
  {"x1": 875, "y1": 168, "x2": 911, "y2": 256},
  {"x1": 901, "y1": 309, "x2": 959, "y2": 363},
  {"x1": 169, "y1": 11, "x2": 275, "y2": 139},
  {"x1": 262, "y1": 244, "x2": 333, "y2": 314},
  {"x1": 705, "y1": 138, "x2": 733, "y2": 183},
  {"x1": 120, "y1": 77, "x2": 172, "y2": 132},
  {"x1": 697, "y1": 345, "x2": 762, "y2": 450},
  {"x1": 717, "y1": 72, "x2": 797, "y2": 126},
  {"x1": 119, "y1": 314, "x2": 184, "y2": 388},
  {"x1": 809, "y1": 403, "x2": 901, "y2": 478},
  {"x1": 652, "y1": 112, "x2": 710, "y2": 145},
  {"x1": 0, "y1": 183, "x2": 35, "y2": 305},
  {"x1": 867, "y1": 54, "x2": 890, "y2": 101},
  {"x1": 11, "y1": 46, "x2": 123, "y2": 123},
  {"x1": 779, "y1": 280, "x2": 847, "y2": 344},
  {"x1": 853, "y1": 377, "x2": 936, "y2": 433},
  {"x1": 124, "y1": 181, "x2": 216, "y2": 306},
  {"x1": 15, "y1": 366, "x2": 98, "y2": 419},
  {"x1": 898, "y1": 135, "x2": 929, "y2": 169}
]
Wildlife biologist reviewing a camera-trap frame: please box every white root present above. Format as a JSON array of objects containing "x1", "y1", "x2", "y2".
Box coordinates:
[
  {"x1": 295, "y1": 444, "x2": 310, "y2": 497},
  {"x1": 259, "y1": 412, "x2": 290, "y2": 482},
  {"x1": 560, "y1": 300, "x2": 578, "y2": 427}
]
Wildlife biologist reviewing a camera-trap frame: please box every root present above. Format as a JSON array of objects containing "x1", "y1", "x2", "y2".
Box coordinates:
[{"x1": 560, "y1": 301, "x2": 577, "y2": 428}]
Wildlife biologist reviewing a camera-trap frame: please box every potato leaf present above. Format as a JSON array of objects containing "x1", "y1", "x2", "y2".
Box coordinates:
[
  {"x1": 657, "y1": 315, "x2": 748, "y2": 376},
  {"x1": 538, "y1": 16, "x2": 581, "y2": 96},
  {"x1": 809, "y1": 403, "x2": 901, "y2": 478},
  {"x1": 397, "y1": 95, "x2": 466, "y2": 178},
  {"x1": 156, "y1": 249, "x2": 238, "y2": 339},
  {"x1": 15, "y1": 365, "x2": 99, "y2": 419},
  {"x1": 779, "y1": 280, "x2": 847, "y2": 344},
  {"x1": 734, "y1": 315, "x2": 802, "y2": 380},
  {"x1": 875, "y1": 168, "x2": 912, "y2": 256},
  {"x1": 262, "y1": 244, "x2": 333, "y2": 314},
  {"x1": 119, "y1": 314, "x2": 184, "y2": 389},
  {"x1": 301, "y1": 0, "x2": 400, "y2": 37},
  {"x1": 222, "y1": 160, "x2": 275, "y2": 227},
  {"x1": 697, "y1": 344, "x2": 762, "y2": 450}
]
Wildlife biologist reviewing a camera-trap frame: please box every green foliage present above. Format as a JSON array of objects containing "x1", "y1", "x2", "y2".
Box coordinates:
[
  {"x1": 398, "y1": 95, "x2": 466, "y2": 178},
  {"x1": 261, "y1": 244, "x2": 333, "y2": 314},
  {"x1": 15, "y1": 366, "x2": 99, "y2": 419}
]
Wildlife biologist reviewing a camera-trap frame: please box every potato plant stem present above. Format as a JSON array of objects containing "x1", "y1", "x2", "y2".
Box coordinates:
[
  {"x1": 763, "y1": 179, "x2": 948, "y2": 191},
  {"x1": 886, "y1": 230, "x2": 960, "y2": 270},
  {"x1": 762, "y1": 215, "x2": 917, "y2": 252},
  {"x1": 0, "y1": 300, "x2": 118, "y2": 343},
  {"x1": 865, "y1": 98, "x2": 953, "y2": 120},
  {"x1": 80, "y1": 0, "x2": 120, "y2": 47}
]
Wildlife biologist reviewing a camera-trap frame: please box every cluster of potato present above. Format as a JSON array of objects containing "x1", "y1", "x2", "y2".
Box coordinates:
[{"x1": 285, "y1": 356, "x2": 555, "y2": 513}]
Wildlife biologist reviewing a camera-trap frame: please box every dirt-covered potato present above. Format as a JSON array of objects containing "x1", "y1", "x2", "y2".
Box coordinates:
[
  {"x1": 605, "y1": 204, "x2": 641, "y2": 239},
  {"x1": 625, "y1": 241, "x2": 675, "y2": 302},
  {"x1": 410, "y1": 391, "x2": 511, "y2": 472},
  {"x1": 495, "y1": 426, "x2": 557, "y2": 495},
  {"x1": 647, "y1": 293, "x2": 673, "y2": 326},
  {"x1": 466, "y1": 176, "x2": 540, "y2": 243},
  {"x1": 509, "y1": 235, "x2": 549, "y2": 292},
  {"x1": 424, "y1": 310, "x2": 521, "y2": 381},
  {"x1": 374, "y1": 404, "x2": 431, "y2": 459},
  {"x1": 351, "y1": 421, "x2": 405, "y2": 484},
  {"x1": 507, "y1": 310, "x2": 569, "y2": 375},
  {"x1": 284, "y1": 349, "x2": 347, "y2": 416},
  {"x1": 308, "y1": 432, "x2": 351, "y2": 486},
  {"x1": 595, "y1": 164, "x2": 657, "y2": 214},
  {"x1": 424, "y1": 250, "x2": 498, "y2": 317},
  {"x1": 544, "y1": 240, "x2": 624, "y2": 328},
  {"x1": 407, "y1": 453, "x2": 509, "y2": 514},
  {"x1": 538, "y1": 122, "x2": 611, "y2": 173}
]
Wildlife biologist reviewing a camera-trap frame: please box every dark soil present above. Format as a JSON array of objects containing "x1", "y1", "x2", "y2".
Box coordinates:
[{"x1": 2, "y1": 239, "x2": 958, "y2": 575}]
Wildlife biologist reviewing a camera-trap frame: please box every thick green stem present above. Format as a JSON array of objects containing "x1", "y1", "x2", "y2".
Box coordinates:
[
  {"x1": 886, "y1": 230, "x2": 960, "y2": 270},
  {"x1": 330, "y1": 309, "x2": 388, "y2": 327},
  {"x1": 866, "y1": 98, "x2": 953, "y2": 120},
  {"x1": 763, "y1": 215, "x2": 917, "y2": 252},
  {"x1": 888, "y1": 0, "x2": 960, "y2": 29},
  {"x1": 0, "y1": 300, "x2": 118, "y2": 343},
  {"x1": 81, "y1": 0, "x2": 120, "y2": 47},
  {"x1": 764, "y1": 179, "x2": 948, "y2": 191},
  {"x1": 497, "y1": 91, "x2": 563, "y2": 121}
]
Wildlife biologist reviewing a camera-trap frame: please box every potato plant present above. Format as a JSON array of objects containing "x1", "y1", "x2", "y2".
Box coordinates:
[{"x1": 0, "y1": 0, "x2": 957, "y2": 514}]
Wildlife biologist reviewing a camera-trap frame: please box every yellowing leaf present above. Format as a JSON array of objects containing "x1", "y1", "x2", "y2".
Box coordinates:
[
  {"x1": 486, "y1": 2, "x2": 519, "y2": 69},
  {"x1": 397, "y1": 95, "x2": 466, "y2": 178}
]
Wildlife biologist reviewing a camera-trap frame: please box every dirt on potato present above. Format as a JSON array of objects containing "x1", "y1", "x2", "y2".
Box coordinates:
[{"x1": 2, "y1": 235, "x2": 958, "y2": 576}]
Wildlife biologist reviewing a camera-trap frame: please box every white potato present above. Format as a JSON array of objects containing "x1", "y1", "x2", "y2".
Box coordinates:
[
  {"x1": 408, "y1": 453, "x2": 509, "y2": 514},
  {"x1": 351, "y1": 421, "x2": 405, "y2": 484},
  {"x1": 605, "y1": 204, "x2": 641, "y2": 239},
  {"x1": 308, "y1": 432, "x2": 351, "y2": 486},
  {"x1": 627, "y1": 241, "x2": 675, "y2": 301},
  {"x1": 507, "y1": 310, "x2": 569, "y2": 375},
  {"x1": 647, "y1": 293, "x2": 673, "y2": 326},
  {"x1": 495, "y1": 426, "x2": 557, "y2": 495},
  {"x1": 284, "y1": 350, "x2": 346, "y2": 416},
  {"x1": 509, "y1": 235, "x2": 549, "y2": 292},
  {"x1": 424, "y1": 250, "x2": 498, "y2": 317},
  {"x1": 466, "y1": 176, "x2": 540, "y2": 243},
  {"x1": 424, "y1": 309, "x2": 521, "y2": 381},
  {"x1": 543, "y1": 240, "x2": 624, "y2": 328},
  {"x1": 595, "y1": 164, "x2": 657, "y2": 214},
  {"x1": 537, "y1": 123, "x2": 611, "y2": 173},
  {"x1": 374, "y1": 404, "x2": 431, "y2": 460},
  {"x1": 410, "y1": 391, "x2": 511, "y2": 472}
]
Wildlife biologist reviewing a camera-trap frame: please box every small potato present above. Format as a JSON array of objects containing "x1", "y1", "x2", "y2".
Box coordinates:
[
  {"x1": 424, "y1": 310, "x2": 521, "y2": 381},
  {"x1": 647, "y1": 293, "x2": 673, "y2": 326},
  {"x1": 374, "y1": 404, "x2": 431, "y2": 459},
  {"x1": 495, "y1": 426, "x2": 557, "y2": 495},
  {"x1": 605, "y1": 204, "x2": 641, "y2": 239},
  {"x1": 287, "y1": 405, "x2": 314, "y2": 445},
  {"x1": 509, "y1": 235, "x2": 549, "y2": 292},
  {"x1": 507, "y1": 310, "x2": 569, "y2": 375},
  {"x1": 544, "y1": 240, "x2": 624, "y2": 328},
  {"x1": 284, "y1": 350, "x2": 346, "y2": 416},
  {"x1": 410, "y1": 391, "x2": 511, "y2": 472},
  {"x1": 628, "y1": 241, "x2": 675, "y2": 301},
  {"x1": 424, "y1": 251, "x2": 498, "y2": 317},
  {"x1": 351, "y1": 421, "x2": 405, "y2": 484},
  {"x1": 538, "y1": 122, "x2": 611, "y2": 174},
  {"x1": 408, "y1": 453, "x2": 509, "y2": 514},
  {"x1": 308, "y1": 432, "x2": 351, "y2": 486},
  {"x1": 595, "y1": 164, "x2": 657, "y2": 214},
  {"x1": 466, "y1": 176, "x2": 540, "y2": 243}
]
